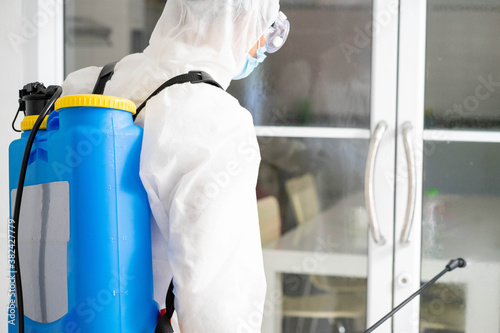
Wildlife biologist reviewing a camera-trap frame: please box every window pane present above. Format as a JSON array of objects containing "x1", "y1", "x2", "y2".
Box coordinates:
[
  {"x1": 257, "y1": 137, "x2": 369, "y2": 333},
  {"x1": 227, "y1": 2, "x2": 372, "y2": 128},
  {"x1": 257, "y1": 136, "x2": 368, "y2": 235},
  {"x1": 65, "y1": 1, "x2": 373, "y2": 130},
  {"x1": 65, "y1": 0, "x2": 163, "y2": 74},
  {"x1": 421, "y1": 141, "x2": 500, "y2": 332},
  {"x1": 424, "y1": 2, "x2": 500, "y2": 130}
]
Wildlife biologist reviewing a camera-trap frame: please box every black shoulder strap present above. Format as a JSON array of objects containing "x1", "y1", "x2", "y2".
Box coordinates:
[
  {"x1": 93, "y1": 64, "x2": 223, "y2": 119},
  {"x1": 134, "y1": 70, "x2": 223, "y2": 120},
  {"x1": 92, "y1": 61, "x2": 118, "y2": 94},
  {"x1": 165, "y1": 279, "x2": 175, "y2": 321},
  {"x1": 155, "y1": 279, "x2": 175, "y2": 333}
]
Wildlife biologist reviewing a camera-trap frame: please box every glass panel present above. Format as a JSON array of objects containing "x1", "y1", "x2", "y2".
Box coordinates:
[
  {"x1": 257, "y1": 137, "x2": 368, "y2": 236},
  {"x1": 65, "y1": 0, "x2": 163, "y2": 73},
  {"x1": 282, "y1": 274, "x2": 367, "y2": 333},
  {"x1": 257, "y1": 137, "x2": 369, "y2": 333},
  {"x1": 65, "y1": 1, "x2": 372, "y2": 129},
  {"x1": 424, "y1": 1, "x2": 500, "y2": 130},
  {"x1": 421, "y1": 141, "x2": 500, "y2": 332},
  {"x1": 227, "y1": 2, "x2": 372, "y2": 128}
]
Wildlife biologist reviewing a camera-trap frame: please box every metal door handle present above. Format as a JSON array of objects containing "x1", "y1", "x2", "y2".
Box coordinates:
[
  {"x1": 400, "y1": 122, "x2": 416, "y2": 245},
  {"x1": 364, "y1": 121, "x2": 388, "y2": 246}
]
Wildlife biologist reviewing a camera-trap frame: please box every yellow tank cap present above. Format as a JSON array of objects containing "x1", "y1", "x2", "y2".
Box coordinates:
[
  {"x1": 21, "y1": 115, "x2": 49, "y2": 132},
  {"x1": 55, "y1": 95, "x2": 136, "y2": 115}
]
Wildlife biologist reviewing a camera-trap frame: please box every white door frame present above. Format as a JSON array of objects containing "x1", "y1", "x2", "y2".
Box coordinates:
[
  {"x1": 365, "y1": 0, "x2": 400, "y2": 332},
  {"x1": 393, "y1": 0, "x2": 427, "y2": 332}
]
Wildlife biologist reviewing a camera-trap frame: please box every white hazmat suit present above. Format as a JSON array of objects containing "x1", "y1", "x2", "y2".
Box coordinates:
[{"x1": 62, "y1": 0, "x2": 281, "y2": 331}]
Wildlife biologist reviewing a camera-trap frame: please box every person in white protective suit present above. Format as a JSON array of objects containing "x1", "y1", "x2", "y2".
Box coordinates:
[{"x1": 62, "y1": 0, "x2": 290, "y2": 332}]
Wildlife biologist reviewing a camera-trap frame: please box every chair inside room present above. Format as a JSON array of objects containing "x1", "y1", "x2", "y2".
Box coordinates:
[
  {"x1": 257, "y1": 195, "x2": 282, "y2": 247},
  {"x1": 284, "y1": 173, "x2": 320, "y2": 225},
  {"x1": 282, "y1": 173, "x2": 367, "y2": 332}
]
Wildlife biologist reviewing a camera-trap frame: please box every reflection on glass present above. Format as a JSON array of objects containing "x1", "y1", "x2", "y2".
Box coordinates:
[
  {"x1": 228, "y1": 2, "x2": 372, "y2": 128},
  {"x1": 421, "y1": 141, "x2": 500, "y2": 332},
  {"x1": 282, "y1": 275, "x2": 367, "y2": 333},
  {"x1": 257, "y1": 137, "x2": 368, "y2": 236},
  {"x1": 256, "y1": 137, "x2": 368, "y2": 333},
  {"x1": 425, "y1": 2, "x2": 500, "y2": 130},
  {"x1": 419, "y1": 282, "x2": 466, "y2": 333}
]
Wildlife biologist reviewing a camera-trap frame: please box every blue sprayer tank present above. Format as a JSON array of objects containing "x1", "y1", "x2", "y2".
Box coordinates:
[{"x1": 8, "y1": 95, "x2": 158, "y2": 332}]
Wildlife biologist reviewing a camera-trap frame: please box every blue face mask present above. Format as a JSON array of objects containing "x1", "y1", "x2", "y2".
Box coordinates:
[{"x1": 233, "y1": 46, "x2": 267, "y2": 80}]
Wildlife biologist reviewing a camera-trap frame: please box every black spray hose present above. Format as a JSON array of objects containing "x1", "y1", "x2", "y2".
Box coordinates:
[{"x1": 11, "y1": 86, "x2": 62, "y2": 333}]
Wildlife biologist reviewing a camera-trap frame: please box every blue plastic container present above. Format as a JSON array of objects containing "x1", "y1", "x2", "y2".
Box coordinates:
[{"x1": 8, "y1": 95, "x2": 158, "y2": 332}]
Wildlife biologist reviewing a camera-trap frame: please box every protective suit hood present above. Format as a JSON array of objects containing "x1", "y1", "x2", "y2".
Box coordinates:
[
  {"x1": 63, "y1": 0, "x2": 280, "y2": 105},
  {"x1": 145, "y1": 0, "x2": 280, "y2": 89}
]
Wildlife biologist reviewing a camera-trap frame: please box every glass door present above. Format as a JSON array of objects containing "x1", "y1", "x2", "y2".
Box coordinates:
[
  {"x1": 228, "y1": 0, "x2": 399, "y2": 332},
  {"x1": 420, "y1": 0, "x2": 500, "y2": 332},
  {"x1": 395, "y1": 0, "x2": 500, "y2": 332}
]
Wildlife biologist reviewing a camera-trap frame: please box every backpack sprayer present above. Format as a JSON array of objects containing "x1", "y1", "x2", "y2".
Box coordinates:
[
  {"x1": 9, "y1": 82, "x2": 158, "y2": 332},
  {"x1": 9, "y1": 63, "x2": 222, "y2": 332}
]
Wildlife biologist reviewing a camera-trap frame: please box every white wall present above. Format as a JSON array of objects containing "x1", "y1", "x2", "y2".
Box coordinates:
[
  {"x1": 1, "y1": 0, "x2": 63, "y2": 330},
  {"x1": 0, "y1": 2, "x2": 24, "y2": 331}
]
